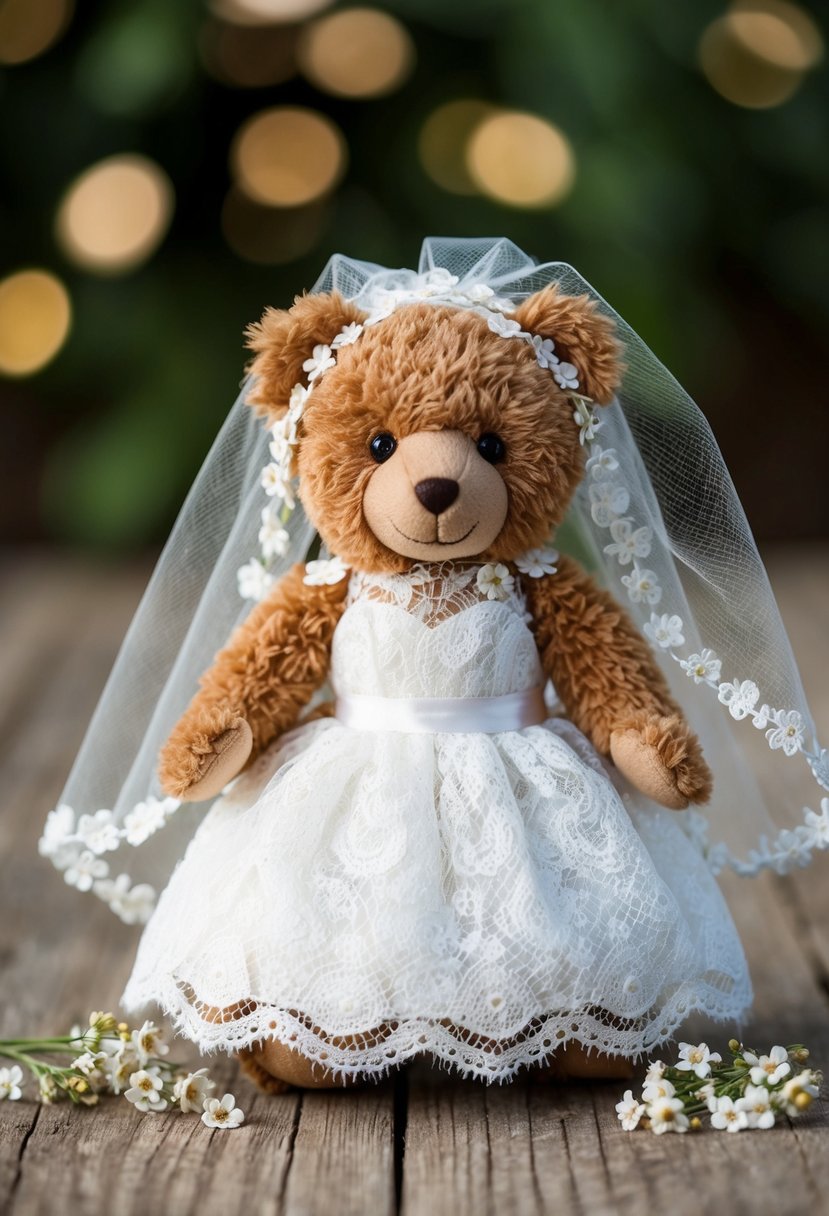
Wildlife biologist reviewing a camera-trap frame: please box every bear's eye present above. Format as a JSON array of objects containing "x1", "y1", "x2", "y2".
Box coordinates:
[
  {"x1": 477, "y1": 433, "x2": 506, "y2": 464},
  {"x1": 370, "y1": 432, "x2": 397, "y2": 463}
]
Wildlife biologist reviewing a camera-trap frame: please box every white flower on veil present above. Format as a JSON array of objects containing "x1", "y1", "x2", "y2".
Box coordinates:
[
  {"x1": 644, "y1": 613, "x2": 685, "y2": 649},
  {"x1": 679, "y1": 649, "x2": 722, "y2": 686},
  {"x1": 621, "y1": 567, "x2": 662, "y2": 605},
  {"x1": 76, "y1": 809, "x2": 120, "y2": 855},
  {"x1": 766, "y1": 709, "x2": 805, "y2": 757},
  {"x1": 588, "y1": 481, "x2": 629, "y2": 526},
  {"x1": 717, "y1": 679, "x2": 760, "y2": 720},
  {"x1": 237, "y1": 559, "x2": 275, "y2": 602},
  {"x1": 603, "y1": 519, "x2": 652, "y2": 565}
]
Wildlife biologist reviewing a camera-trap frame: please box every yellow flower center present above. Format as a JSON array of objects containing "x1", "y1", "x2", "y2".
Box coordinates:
[
  {"x1": 213, "y1": 1106, "x2": 229, "y2": 1122},
  {"x1": 139, "y1": 1077, "x2": 153, "y2": 1092},
  {"x1": 695, "y1": 665, "x2": 706, "y2": 677}
]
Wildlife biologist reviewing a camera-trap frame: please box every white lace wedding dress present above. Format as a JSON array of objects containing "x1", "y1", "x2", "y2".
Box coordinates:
[{"x1": 122, "y1": 562, "x2": 751, "y2": 1080}]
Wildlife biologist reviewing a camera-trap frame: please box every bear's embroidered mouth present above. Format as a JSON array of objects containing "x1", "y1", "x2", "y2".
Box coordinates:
[{"x1": 391, "y1": 519, "x2": 480, "y2": 547}]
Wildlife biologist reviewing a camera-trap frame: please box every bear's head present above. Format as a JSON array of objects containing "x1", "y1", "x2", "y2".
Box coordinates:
[{"x1": 245, "y1": 286, "x2": 622, "y2": 573}]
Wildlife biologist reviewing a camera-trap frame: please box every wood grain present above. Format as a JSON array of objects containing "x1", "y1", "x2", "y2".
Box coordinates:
[{"x1": 0, "y1": 547, "x2": 827, "y2": 1216}]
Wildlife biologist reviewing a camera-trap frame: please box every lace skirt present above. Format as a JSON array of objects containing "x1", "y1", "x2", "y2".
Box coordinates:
[{"x1": 122, "y1": 716, "x2": 751, "y2": 1081}]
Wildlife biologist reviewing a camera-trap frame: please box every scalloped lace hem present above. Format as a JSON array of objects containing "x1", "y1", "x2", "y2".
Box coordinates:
[{"x1": 123, "y1": 979, "x2": 752, "y2": 1083}]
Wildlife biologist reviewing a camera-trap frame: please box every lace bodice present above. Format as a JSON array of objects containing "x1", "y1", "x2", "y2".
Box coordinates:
[{"x1": 330, "y1": 563, "x2": 543, "y2": 699}]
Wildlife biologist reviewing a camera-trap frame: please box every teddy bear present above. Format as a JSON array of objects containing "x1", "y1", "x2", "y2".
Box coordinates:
[{"x1": 120, "y1": 281, "x2": 749, "y2": 1093}]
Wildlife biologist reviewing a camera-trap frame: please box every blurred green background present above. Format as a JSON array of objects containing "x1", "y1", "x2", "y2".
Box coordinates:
[{"x1": 0, "y1": 0, "x2": 827, "y2": 550}]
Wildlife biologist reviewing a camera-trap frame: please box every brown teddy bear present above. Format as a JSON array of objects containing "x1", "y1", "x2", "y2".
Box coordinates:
[{"x1": 127, "y1": 280, "x2": 734, "y2": 1093}]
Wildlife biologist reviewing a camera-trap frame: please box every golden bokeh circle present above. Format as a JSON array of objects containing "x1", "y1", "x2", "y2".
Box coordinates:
[
  {"x1": 699, "y1": 14, "x2": 805, "y2": 108},
  {"x1": 466, "y1": 112, "x2": 575, "y2": 209},
  {"x1": 728, "y1": 0, "x2": 823, "y2": 71},
  {"x1": 299, "y1": 8, "x2": 414, "y2": 99},
  {"x1": 56, "y1": 154, "x2": 175, "y2": 275},
  {"x1": 231, "y1": 106, "x2": 346, "y2": 207},
  {"x1": 211, "y1": 0, "x2": 334, "y2": 26},
  {"x1": 419, "y1": 100, "x2": 495, "y2": 195},
  {"x1": 0, "y1": 0, "x2": 73, "y2": 66},
  {"x1": 0, "y1": 270, "x2": 71, "y2": 377}
]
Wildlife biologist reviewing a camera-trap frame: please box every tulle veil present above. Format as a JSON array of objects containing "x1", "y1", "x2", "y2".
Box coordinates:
[{"x1": 40, "y1": 237, "x2": 829, "y2": 923}]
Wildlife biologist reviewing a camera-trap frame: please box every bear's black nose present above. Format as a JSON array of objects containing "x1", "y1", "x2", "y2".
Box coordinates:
[{"x1": 415, "y1": 478, "x2": 460, "y2": 515}]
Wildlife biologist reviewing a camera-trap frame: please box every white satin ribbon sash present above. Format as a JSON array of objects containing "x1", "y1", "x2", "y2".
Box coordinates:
[{"x1": 334, "y1": 687, "x2": 547, "y2": 734}]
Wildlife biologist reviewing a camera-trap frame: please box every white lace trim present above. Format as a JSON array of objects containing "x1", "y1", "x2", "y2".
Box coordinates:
[
  {"x1": 125, "y1": 978, "x2": 752, "y2": 1081},
  {"x1": 578, "y1": 417, "x2": 829, "y2": 877}
]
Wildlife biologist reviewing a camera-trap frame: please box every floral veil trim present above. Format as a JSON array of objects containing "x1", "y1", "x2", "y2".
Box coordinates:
[{"x1": 40, "y1": 266, "x2": 829, "y2": 919}]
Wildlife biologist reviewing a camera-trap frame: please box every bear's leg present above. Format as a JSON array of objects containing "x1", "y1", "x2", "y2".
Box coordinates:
[{"x1": 535, "y1": 1041, "x2": 635, "y2": 1082}]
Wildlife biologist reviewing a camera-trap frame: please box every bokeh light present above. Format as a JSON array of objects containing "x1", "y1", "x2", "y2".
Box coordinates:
[
  {"x1": 0, "y1": 270, "x2": 71, "y2": 377},
  {"x1": 0, "y1": 0, "x2": 72, "y2": 66},
  {"x1": 418, "y1": 100, "x2": 495, "y2": 195},
  {"x1": 298, "y1": 8, "x2": 414, "y2": 99},
  {"x1": 56, "y1": 155, "x2": 174, "y2": 275},
  {"x1": 729, "y1": 0, "x2": 823, "y2": 71},
  {"x1": 699, "y1": 2, "x2": 823, "y2": 109},
  {"x1": 200, "y1": 18, "x2": 297, "y2": 88},
  {"x1": 212, "y1": 0, "x2": 334, "y2": 26},
  {"x1": 230, "y1": 107, "x2": 346, "y2": 207},
  {"x1": 466, "y1": 112, "x2": 575, "y2": 209},
  {"x1": 222, "y1": 188, "x2": 327, "y2": 264}
]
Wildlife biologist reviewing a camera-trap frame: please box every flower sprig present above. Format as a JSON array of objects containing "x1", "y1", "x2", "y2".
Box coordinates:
[
  {"x1": 616, "y1": 1039, "x2": 820, "y2": 1134},
  {"x1": 0, "y1": 1011, "x2": 245, "y2": 1129}
]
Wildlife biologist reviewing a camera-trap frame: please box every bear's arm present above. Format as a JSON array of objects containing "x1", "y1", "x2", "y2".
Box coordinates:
[
  {"x1": 158, "y1": 563, "x2": 348, "y2": 801},
  {"x1": 521, "y1": 554, "x2": 712, "y2": 809}
]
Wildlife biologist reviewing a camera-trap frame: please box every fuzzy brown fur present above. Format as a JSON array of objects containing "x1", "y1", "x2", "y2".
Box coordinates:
[{"x1": 159, "y1": 563, "x2": 348, "y2": 797}]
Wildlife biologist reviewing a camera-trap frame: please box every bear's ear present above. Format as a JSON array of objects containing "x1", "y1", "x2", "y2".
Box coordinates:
[
  {"x1": 244, "y1": 291, "x2": 366, "y2": 424},
  {"x1": 512, "y1": 284, "x2": 623, "y2": 405}
]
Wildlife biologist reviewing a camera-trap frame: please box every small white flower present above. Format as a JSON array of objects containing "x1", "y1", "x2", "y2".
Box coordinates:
[
  {"x1": 476, "y1": 563, "x2": 515, "y2": 601},
  {"x1": 124, "y1": 796, "x2": 172, "y2": 846},
  {"x1": 302, "y1": 343, "x2": 335, "y2": 381},
  {"x1": 621, "y1": 566, "x2": 662, "y2": 606},
  {"x1": 331, "y1": 322, "x2": 363, "y2": 348},
  {"x1": 710, "y1": 1095, "x2": 747, "y2": 1132},
  {"x1": 776, "y1": 1069, "x2": 820, "y2": 1116},
  {"x1": 765, "y1": 709, "x2": 805, "y2": 757},
  {"x1": 38, "y1": 804, "x2": 76, "y2": 860},
  {"x1": 259, "y1": 506, "x2": 290, "y2": 560},
  {"x1": 38, "y1": 1073, "x2": 58, "y2": 1104},
  {"x1": 751, "y1": 702, "x2": 773, "y2": 730},
  {"x1": 259, "y1": 462, "x2": 296, "y2": 508},
  {"x1": 125, "y1": 1067, "x2": 168, "y2": 1113},
  {"x1": 736, "y1": 1084, "x2": 775, "y2": 1129},
  {"x1": 72, "y1": 1051, "x2": 110, "y2": 1091},
  {"x1": 553, "y1": 360, "x2": 580, "y2": 390},
  {"x1": 303, "y1": 556, "x2": 349, "y2": 586},
  {"x1": 717, "y1": 678, "x2": 760, "y2": 721},
  {"x1": 809, "y1": 748, "x2": 829, "y2": 791},
  {"x1": 173, "y1": 1068, "x2": 215, "y2": 1114},
  {"x1": 696, "y1": 1080, "x2": 716, "y2": 1109},
  {"x1": 64, "y1": 850, "x2": 109, "y2": 892},
  {"x1": 644, "y1": 1060, "x2": 666, "y2": 1083},
  {"x1": 105, "y1": 1044, "x2": 141, "y2": 1095},
  {"x1": 642, "y1": 1077, "x2": 676, "y2": 1103},
  {"x1": 647, "y1": 1095, "x2": 688, "y2": 1134},
  {"x1": 530, "y1": 335, "x2": 558, "y2": 369},
  {"x1": 486, "y1": 312, "x2": 524, "y2": 339},
  {"x1": 0, "y1": 1066, "x2": 23, "y2": 1101},
  {"x1": 588, "y1": 481, "x2": 629, "y2": 526},
  {"x1": 676, "y1": 1041, "x2": 722, "y2": 1080},
  {"x1": 644, "y1": 612, "x2": 685, "y2": 650},
  {"x1": 743, "y1": 1045, "x2": 791, "y2": 1087},
  {"x1": 573, "y1": 398, "x2": 601, "y2": 445},
  {"x1": 76, "y1": 809, "x2": 120, "y2": 855},
  {"x1": 202, "y1": 1092, "x2": 245, "y2": 1129},
  {"x1": 287, "y1": 382, "x2": 310, "y2": 417},
  {"x1": 94, "y1": 874, "x2": 157, "y2": 925},
  {"x1": 464, "y1": 282, "x2": 496, "y2": 303},
  {"x1": 615, "y1": 1089, "x2": 646, "y2": 1131},
  {"x1": 585, "y1": 445, "x2": 619, "y2": 478},
  {"x1": 132, "y1": 1021, "x2": 169, "y2": 1065},
  {"x1": 238, "y1": 559, "x2": 275, "y2": 603},
  {"x1": 802, "y1": 801, "x2": 829, "y2": 849},
  {"x1": 514, "y1": 547, "x2": 558, "y2": 579},
  {"x1": 603, "y1": 519, "x2": 653, "y2": 565},
  {"x1": 679, "y1": 649, "x2": 722, "y2": 687}
]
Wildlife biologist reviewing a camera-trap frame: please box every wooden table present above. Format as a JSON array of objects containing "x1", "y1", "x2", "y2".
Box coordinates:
[{"x1": 1, "y1": 547, "x2": 827, "y2": 1216}]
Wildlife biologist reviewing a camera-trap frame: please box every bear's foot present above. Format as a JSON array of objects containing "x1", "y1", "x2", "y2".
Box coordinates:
[
  {"x1": 238, "y1": 1040, "x2": 365, "y2": 1092},
  {"x1": 534, "y1": 1040, "x2": 635, "y2": 1083}
]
